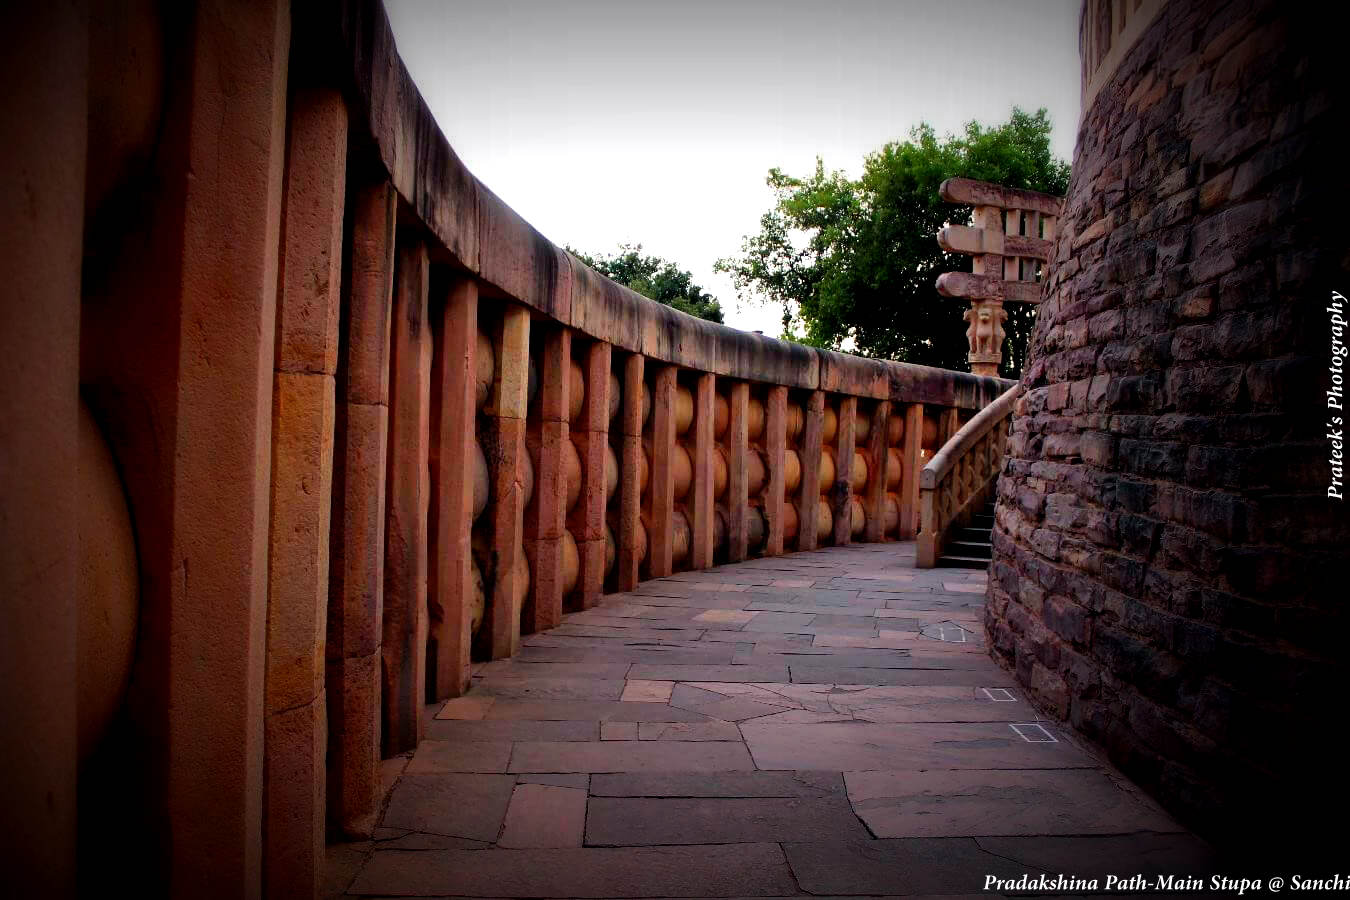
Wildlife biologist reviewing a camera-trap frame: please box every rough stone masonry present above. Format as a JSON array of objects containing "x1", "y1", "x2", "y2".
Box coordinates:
[{"x1": 988, "y1": 0, "x2": 1350, "y2": 858}]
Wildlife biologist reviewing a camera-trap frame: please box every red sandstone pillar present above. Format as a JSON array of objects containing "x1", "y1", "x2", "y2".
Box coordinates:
[
  {"x1": 483, "y1": 306, "x2": 530, "y2": 658},
  {"x1": 571, "y1": 341, "x2": 611, "y2": 608},
  {"x1": 327, "y1": 179, "x2": 394, "y2": 840},
  {"x1": 265, "y1": 87, "x2": 347, "y2": 900},
  {"x1": 763, "y1": 386, "x2": 787, "y2": 557},
  {"x1": 0, "y1": 6, "x2": 86, "y2": 895},
  {"x1": 690, "y1": 373, "x2": 716, "y2": 570},
  {"x1": 382, "y1": 240, "x2": 432, "y2": 756},
  {"x1": 726, "y1": 382, "x2": 751, "y2": 562},
  {"x1": 863, "y1": 401, "x2": 891, "y2": 542},
  {"x1": 616, "y1": 354, "x2": 645, "y2": 590},
  {"x1": 429, "y1": 277, "x2": 479, "y2": 700},
  {"x1": 796, "y1": 391, "x2": 825, "y2": 551},
  {"x1": 524, "y1": 327, "x2": 570, "y2": 633},
  {"x1": 898, "y1": 403, "x2": 924, "y2": 539},
  {"x1": 832, "y1": 396, "x2": 858, "y2": 546},
  {"x1": 647, "y1": 366, "x2": 678, "y2": 577}
]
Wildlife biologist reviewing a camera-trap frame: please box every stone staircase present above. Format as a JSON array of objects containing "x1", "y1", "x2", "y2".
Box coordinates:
[{"x1": 937, "y1": 500, "x2": 994, "y2": 569}]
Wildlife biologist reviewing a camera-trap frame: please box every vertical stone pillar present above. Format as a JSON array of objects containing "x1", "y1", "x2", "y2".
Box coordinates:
[
  {"x1": 763, "y1": 386, "x2": 787, "y2": 557},
  {"x1": 647, "y1": 366, "x2": 678, "y2": 577},
  {"x1": 726, "y1": 382, "x2": 750, "y2": 562},
  {"x1": 328, "y1": 179, "x2": 394, "y2": 840},
  {"x1": 796, "y1": 391, "x2": 825, "y2": 551},
  {"x1": 483, "y1": 306, "x2": 530, "y2": 659},
  {"x1": 328, "y1": 179, "x2": 394, "y2": 838},
  {"x1": 863, "y1": 402, "x2": 891, "y2": 542},
  {"x1": 0, "y1": 6, "x2": 86, "y2": 894},
  {"x1": 571, "y1": 341, "x2": 611, "y2": 608},
  {"x1": 938, "y1": 407, "x2": 961, "y2": 448},
  {"x1": 524, "y1": 327, "x2": 571, "y2": 633},
  {"x1": 616, "y1": 354, "x2": 645, "y2": 591},
  {"x1": 689, "y1": 373, "x2": 716, "y2": 570},
  {"x1": 831, "y1": 397, "x2": 857, "y2": 546},
  {"x1": 154, "y1": 3, "x2": 292, "y2": 893},
  {"x1": 265, "y1": 87, "x2": 346, "y2": 900},
  {"x1": 429, "y1": 277, "x2": 478, "y2": 701},
  {"x1": 898, "y1": 403, "x2": 924, "y2": 539},
  {"x1": 382, "y1": 241, "x2": 432, "y2": 756}
]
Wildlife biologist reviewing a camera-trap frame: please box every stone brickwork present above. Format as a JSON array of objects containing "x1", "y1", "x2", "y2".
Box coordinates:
[{"x1": 989, "y1": 0, "x2": 1349, "y2": 854}]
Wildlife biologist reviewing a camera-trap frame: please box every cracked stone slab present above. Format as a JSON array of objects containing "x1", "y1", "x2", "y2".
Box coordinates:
[
  {"x1": 741, "y1": 721, "x2": 1098, "y2": 771},
  {"x1": 590, "y1": 771, "x2": 845, "y2": 798},
  {"x1": 669, "y1": 683, "x2": 791, "y2": 721},
  {"x1": 484, "y1": 700, "x2": 713, "y2": 722},
  {"x1": 585, "y1": 795, "x2": 871, "y2": 845},
  {"x1": 629, "y1": 664, "x2": 790, "y2": 683},
  {"x1": 405, "y1": 741, "x2": 513, "y2": 774},
  {"x1": 497, "y1": 783, "x2": 588, "y2": 848},
  {"x1": 637, "y1": 720, "x2": 744, "y2": 741},
  {"x1": 508, "y1": 740, "x2": 756, "y2": 773},
  {"x1": 782, "y1": 838, "x2": 1030, "y2": 895},
  {"x1": 348, "y1": 843, "x2": 798, "y2": 897},
  {"x1": 845, "y1": 768, "x2": 1186, "y2": 837},
  {"x1": 974, "y1": 833, "x2": 1220, "y2": 878},
  {"x1": 619, "y1": 679, "x2": 675, "y2": 702},
  {"x1": 787, "y1": 665, "x2": 1003, "y2": 687},
  {"x1": 380, "y1": 774, "x2": 516, "y2": 841},
  {"x1": 474, "y1": 677, "x2": 628, "y2": 701},
  {"x1": 424, "y1": 719, "x2": 598, "y2": 743}
]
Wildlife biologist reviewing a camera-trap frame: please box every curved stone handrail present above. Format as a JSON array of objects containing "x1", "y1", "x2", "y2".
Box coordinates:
[
  {"x1": 917, "y1": 384, "x2": 1022, "y2": 567},
  {"x1": 312, "y1": 0, "x2": 1010, "y2": 408}
]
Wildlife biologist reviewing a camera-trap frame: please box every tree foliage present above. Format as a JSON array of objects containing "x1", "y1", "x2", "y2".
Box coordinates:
[
  {"x1": 715, "y1": 108, "x2": 1070, "y2": 377},
  {"x1": 571, "y1": 243, "x2": 724, "y2": 323}
]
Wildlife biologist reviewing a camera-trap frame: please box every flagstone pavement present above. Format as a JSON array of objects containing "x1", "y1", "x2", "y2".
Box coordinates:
[{"x1": 327, "y1": 541, "x2": 1216, "y2": 898}]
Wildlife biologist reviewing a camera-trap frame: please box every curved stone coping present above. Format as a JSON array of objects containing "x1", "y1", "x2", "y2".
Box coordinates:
[
  {"x1": 920, "y1": 384, "x2": 1023, "y2": 489},
  {"x1": 315, "y1": 0, "x2": 1013, "y2": 409}
]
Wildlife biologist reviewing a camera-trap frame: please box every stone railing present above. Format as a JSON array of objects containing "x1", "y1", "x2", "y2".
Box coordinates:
[
  {"x1": 916, "y1": 384, "x2": 1022, "y2": 567},
  {"x1": 2, "y1": 0, "x2": 1013, "y2": 895}
]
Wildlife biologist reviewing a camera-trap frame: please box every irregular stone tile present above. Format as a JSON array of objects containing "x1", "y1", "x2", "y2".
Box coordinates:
[
  {"x1": 739, "y1": 611, "x2": 815, "y2": 632},
  {"x1": 770, "y1": 579, "x2": 813, "y2": 587},
  {"x1": 591, "y1": 771, "x2": 844, "y2": 798},
  {"x1": 518, "y1": 773, "x2": 589, "y2": 789},
  {"x1": 547, "y1": 624, "x2": 706, "y2": 641},
  {"x1": 692, "y1": 609, "x2": 757, "y2": 626},
  {"x1": 600, "y1": 721, "x2": 637, "y2": 740},
  {"x1": 683, "y1": 682, "x2": 799, "y2": 706},
  {"x1": 424, "y1": 719, "x2": 598, "y2": 743},
  {"x1": 745, "y1": 601, "x2": 881, "y2": 616},
  {"x1": 349, "y1": 844, "x2": 797, "y2": 898},
  {"x1": 620, "y1": 679, "x2": 674, "y2": 702},
  {"x1": 698, "y1": 630, "x2": 813, "y2": 648},
  {"x1": 783, "y1": 838, "x2": 1028, "y2": 895},
  {"x1": 637, "y1": 720, "x2": 743, "y2": 741},
  {"x1": 485, "y1": 700, "x2": 713, "y2": 722},
  {"x1": 942, "y1": 581, "x2": 986, "y2": 593},
  {"x1": 518, "y1": 644, "x2": 737, "y2": 665},
  {"x1": 586, "y1": 795, "x2": 870, "y2": 845},
  {"x1": 975, "y1": 833, "x2": 1220, "y2": 877},
  {"x1": 845, "y1": 769, "x2": 1185, "y2": 837},
  {"x1": 380, "y1": 774, "x2": 515, "y2": 841},
  {"x1": 741, "y1": 721, "x2": 1097, "y2": 771},
  {"x1": 827, "y1": 686, "x2": 1039, "y2": 723},
  {"x1": 788, "y1": 666, "x2": 1001, "y2": 687},
  {"x1": 322, "y1": 840, "x2": 370, "y2": 899},
  {"x1": 405, "y1": 741, "x2": 513, "y2": 774},
  {"x1": 669, "y1": 683, "x2": 790, "y2": 721},
  {"x1": 508, "y1": 740, "x2": 756, "y2": 773},
  {"x1": 738, "y1": 709, "x2": 855, "y2": 724},
  {"x1": 374, "y1": 831, "x2": 490, "y2": 850},
  {"x1": 474, "y1": 677, "x2": 626, "y2": 701},
  {"x1": 475, "y1": 661, "x2": 632, "y2": 679},
  {"x1": 434, "y1": 695, "x2": 496, "y2": 720},
  {"x1": 628, "y1": 593, "x2": 751, "y2": 609},
  {"x1": 498, "y1": 783, "x2": 587, "y2": 848},
  {"x1": 629, "y1": 664, "x2": 790, "y2": 683}
]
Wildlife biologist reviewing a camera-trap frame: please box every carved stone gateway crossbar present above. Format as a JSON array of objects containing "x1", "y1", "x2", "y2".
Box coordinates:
[
  {"x1": 936, "y1": 178, "x2": 1062, "y2": 376},
  {"x1": 916, "y1": 384, "x2": 1022, "y2": 568}
]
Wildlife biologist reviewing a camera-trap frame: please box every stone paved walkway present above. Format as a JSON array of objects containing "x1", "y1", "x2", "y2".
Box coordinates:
[{"x1": 328, "y1": 542, "x2": 1216, "y2": 898}]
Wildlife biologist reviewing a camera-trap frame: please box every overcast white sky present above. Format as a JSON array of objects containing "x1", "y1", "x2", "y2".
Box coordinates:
[{"x1": 386, "y1": 0, "x2": 1081, "y2": 335}]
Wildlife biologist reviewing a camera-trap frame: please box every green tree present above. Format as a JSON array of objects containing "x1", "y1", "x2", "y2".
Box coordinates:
[
  {"x1": 571, "y1": 244, "x2": 724, "y2": 323},
  {"x1": 716, "y1": 107, "x2": 1070, "y2": 377}
]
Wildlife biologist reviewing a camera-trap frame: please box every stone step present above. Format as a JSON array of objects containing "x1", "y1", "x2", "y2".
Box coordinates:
[
  {"x1": 956, "y1": 526, "x2": 992, "y2": 542},
  {"x1": 945, "y1": 540, "x2": 992, "y2": 560},
  {"x1": 937, "y1": 554, "x2": 990, "y2": 570}
]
